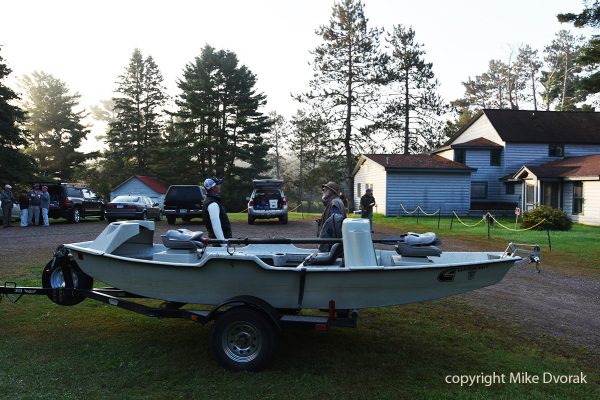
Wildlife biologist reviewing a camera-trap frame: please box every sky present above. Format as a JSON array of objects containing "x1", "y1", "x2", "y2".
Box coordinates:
[{"x1": 0, "y1": 0, "x2": 593, "y2": 152}]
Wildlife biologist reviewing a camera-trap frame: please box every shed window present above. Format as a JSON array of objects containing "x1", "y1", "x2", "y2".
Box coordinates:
[
  {"x1": 549, "y1": 144, "x2": 564, "y2": 157},
  {"x1": 471, "y1": 182, "x2": 488, "y2": 199},
  {"x1": 490, "y1": 149, "x2": 501, "y2": 166},
  {"x1": 572, "y1": 182, "x2": 584, "y2": 215},
  {"x1": 454, "y1": 149, "x2": 466, "y2": 164},
  {"x1": 505, "y1": 182, "x2": 515, "y2": 195}
]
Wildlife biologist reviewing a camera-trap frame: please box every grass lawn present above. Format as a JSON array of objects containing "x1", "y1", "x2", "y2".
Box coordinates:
[{"x1": 0, "y1": 213, "x2": 598, "y2": 399}]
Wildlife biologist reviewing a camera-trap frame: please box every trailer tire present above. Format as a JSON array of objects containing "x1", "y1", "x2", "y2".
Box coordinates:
[
  {"x1": 42, "y1": 250, "x2": 93, "y2": 306},
  {"x1": 210, "y1": 307, "x2": 277, "y2": 372}
]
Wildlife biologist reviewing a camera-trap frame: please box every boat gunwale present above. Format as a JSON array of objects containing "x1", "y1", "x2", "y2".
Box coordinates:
[{"x1": 64, "y1": 242, "x2": 522, "y2": 272}]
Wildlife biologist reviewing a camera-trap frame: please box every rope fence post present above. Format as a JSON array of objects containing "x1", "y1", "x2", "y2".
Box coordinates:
[
  {"x1": 450, "y1": 211, "x2": 454, "y2": 230},
  {"x1": 487, "y1": 213, "x2": 491, "y2": 239},
  {"x1": 546, "y1": 222, "x2": 552, "y2": 252},
  {"x1": 437, "y1": 208, "x2": 441, "y2": 229},
  {"x1": 416, "y1": 207, "x2": 419, "y2": 225}
]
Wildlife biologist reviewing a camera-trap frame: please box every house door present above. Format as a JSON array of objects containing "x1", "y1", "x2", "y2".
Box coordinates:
[
  {"x1": 543, "y1": 182, "x2": 560, "y2": 208},
  {"x1": 525, "y1": 182, "x2": 535, "y2": 211}
]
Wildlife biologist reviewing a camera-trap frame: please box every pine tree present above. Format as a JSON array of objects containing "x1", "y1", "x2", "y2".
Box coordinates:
[
  {"x1": 175, "y1": 45, "x2": 272, "y2": 209},
  {"x1": 0, "y1": 48, "x2": 36, "y2": 183},
  {"x1": 559, "y1": 1, "x2": 600, "y2": 98},
  {"x1": 20, "y1": 71, "x2": 88, "y2": 180},
  {"x1": 106, "y1": 49, "x2": 167, "y2": 177},
  {"x1": 298, "y1": 0, "x2": 386, "y2": 210},
  {"x1": 381, "y1": 25, "x2": 446, "y2": 154},
  {"x1": 516, "y1": 45, "x2": 542, "y2": 110}
]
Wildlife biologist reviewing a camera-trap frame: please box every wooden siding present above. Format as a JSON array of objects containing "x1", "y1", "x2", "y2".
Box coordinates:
[
  {"x1": 464, "y1": 149, "x2": 503, "y2": 200},
  {"x1": 567, "y1": 181, "x2": 600, "y2": 226},
  {"x1": 451, "y1": 115, "x2": 503, "y2": 145},
  {"x1": 386, "y1": 172, "x2": 471, "y2": 216},
  {"x1": 565, "y1": 144, "x2": 600, "y2": 156},
  {"x1": 353, "y1": 158, "x2": 387, "y2": 214},
  {"x1": 111, "y1": 178, "x2": 165, "y2": 207}
]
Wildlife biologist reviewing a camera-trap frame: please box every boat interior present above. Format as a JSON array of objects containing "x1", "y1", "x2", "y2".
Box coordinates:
[{"x1": 69, "y1": 220, "x2": 507, "y2": 269}]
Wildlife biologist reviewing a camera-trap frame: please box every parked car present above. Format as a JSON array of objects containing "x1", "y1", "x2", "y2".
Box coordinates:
[
  {"x1": 162, "y1": 185, "x2": 206, "y2": 225},
  {"x1": 105, "y1": 195, "x2": 162, "y2": 222},
  {"x1": 247, "y1": 179, "x2": 288, "y2": 224},
  {"x1": 46, "y1": 183, "x2": 106, "y2": 223}
]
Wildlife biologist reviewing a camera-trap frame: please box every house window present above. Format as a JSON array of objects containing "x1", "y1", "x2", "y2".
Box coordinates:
[
  {"x1": 548, "y1": 144, "x2": 564, "y2": 157},
  {"x1": 505, "y1": 182, "x2": 515, "y2": 195},
  {"x1": 572, "y1": 182, "x2": 584, "y2": 215},
  {"x1": 471, "y1": 182, "x2": 488, "y2": 199},
  {"x1": 454, "y1": 149, "x2": 466, "y2": 164},
  {"x1": 490, "y1": 149, "x2": 501, "y2": 166}
]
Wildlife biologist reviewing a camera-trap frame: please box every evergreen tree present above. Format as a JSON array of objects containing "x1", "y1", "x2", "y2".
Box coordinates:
[
  {"x1": 559, "y1": 1, "x2": 600, "y2": 98},
  {"x1": 541, "y1": 30, "x2": 585, "y2": 110},
  {"x1": 381, "y1": 25, "x2": 446, "y2": 154},
  {"x1": 265, "y1": 111, "x2": 287, "y2": 179},
  {"x1": 298, "y1": 0, "x2": 386, "y2": 210},
  {"x1": 20, "y1": 71, "x2": 88, "y2": 180},
  {"x1": 175, "y1": 45, "x2": 272, "y2": 210},
  {"x1": 0, "y1": 48, "x2": 36, "y2": 183},
  {"x1": 106, "y1": 49, "x2": 167, "y2": 177}
]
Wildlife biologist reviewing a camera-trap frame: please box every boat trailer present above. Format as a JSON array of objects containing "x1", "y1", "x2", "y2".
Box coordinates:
[{"x1": 0, "y1": 281, "x2": 357, "y2": 372}]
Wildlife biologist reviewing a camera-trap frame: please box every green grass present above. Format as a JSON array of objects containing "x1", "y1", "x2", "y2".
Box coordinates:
[{"x1": 1, "y1": 214, "x2": 599, "y2": 398}]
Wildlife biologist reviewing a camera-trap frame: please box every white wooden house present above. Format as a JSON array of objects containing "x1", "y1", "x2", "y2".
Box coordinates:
[
  {"x1": 434, "y1": 109, "x2": 600, "y2": 224},
  {"x1": 352, "y1": 154, "x2": 475, "y2": 216},
  {"x1": 110, "y1": 176, "x2": 169, "y2": 208}
]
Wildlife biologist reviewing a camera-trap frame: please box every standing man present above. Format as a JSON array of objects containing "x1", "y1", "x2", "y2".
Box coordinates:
[
  {"x1": 202, "y1": 177, "x2": 232, "y2": 242},
  {"x1": 18, "y1": 189, "x2": 29, "y2": 227},
  {"x1": 29, "y1": 184, "x2": 41, "y2": 226},
  {"x1": 40, "y1": 185, "x2": 50, "y2": 226},
  {"x1": 0, "y1": 184, "x2": 15, "y2": 228},
  {"x1": 317, "y1": 181, "x2": 346, "y2": 237},
  {"x1": 360, "y1": 188, "x2": 376, "y2": 233}
]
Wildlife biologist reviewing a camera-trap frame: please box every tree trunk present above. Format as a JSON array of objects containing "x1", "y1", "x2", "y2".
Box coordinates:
[{"x1": 404, "y1": 69, "x2": 410, "y2": 154}]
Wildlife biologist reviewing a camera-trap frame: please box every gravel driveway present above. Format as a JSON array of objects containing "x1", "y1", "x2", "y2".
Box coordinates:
[{"x1": 1, "y1": 217, "x2": 598, "y2": 356}]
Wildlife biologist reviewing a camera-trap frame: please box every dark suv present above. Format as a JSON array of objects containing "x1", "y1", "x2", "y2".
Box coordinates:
[
  {"x1": 46, "y1": 183, "x2": 106, "y2": 223},
  {"x1": 162, "y1": 185, "x2": 207, "y2": 225}
]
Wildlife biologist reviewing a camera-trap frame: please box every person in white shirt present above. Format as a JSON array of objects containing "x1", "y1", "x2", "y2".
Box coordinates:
[{"x1": 201, "y1": 178, "x2": 232, "y2": 242}]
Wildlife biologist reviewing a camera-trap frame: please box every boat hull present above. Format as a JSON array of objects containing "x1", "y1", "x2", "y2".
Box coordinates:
[{"x1": 66, "y1": 246, "x2": 517, "y2": 310}]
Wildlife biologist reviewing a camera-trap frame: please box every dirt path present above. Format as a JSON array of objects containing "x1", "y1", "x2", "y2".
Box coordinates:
[{"x1": 1, "y1": 218, "x2": 598, "y2": 354}]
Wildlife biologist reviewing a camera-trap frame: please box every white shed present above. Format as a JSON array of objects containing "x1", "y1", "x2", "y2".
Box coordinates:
[
  {"x1": 110, "y1": 176, "x2": 169, "y2": 208},
  {"x1": 353, "y1": 154, "x2": 475, "y2": 216}
]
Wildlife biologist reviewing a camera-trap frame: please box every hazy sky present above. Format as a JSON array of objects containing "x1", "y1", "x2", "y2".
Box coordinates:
[{"x1": 0, "y1": 0, "x2": 591, "y2": 151}]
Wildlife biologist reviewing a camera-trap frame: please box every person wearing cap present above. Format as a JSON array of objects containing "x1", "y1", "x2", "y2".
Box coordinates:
[
  {"x1": 317, "y1": 181, "x2": 346, "y2": 237},
  {"x1": 360, "y1": 187, "x2": 376, "y2": 232},
  {"x1": 202, "y1": 178, "x2": 232, "y2": 242},
  {"x1": 40, "y1": 185, "x2": 51, "y2": 226},
  {"x1": 1, "y1": 184, "x2": 15, "y2": 228},
  {"x1": 28, "y1": 184, "x2": 41, "y2": 226}
]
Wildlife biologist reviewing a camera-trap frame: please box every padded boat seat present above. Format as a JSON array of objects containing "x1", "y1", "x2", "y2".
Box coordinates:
[
  {"x1": 396, "y1": 232, "x2": 442, "y2": 257},
  {"x1": 161, "y1": 229, "x2": 204, "y2": 250},
  {"x1": 304, "y1": 243, "x2": 344, "y2": 266}
]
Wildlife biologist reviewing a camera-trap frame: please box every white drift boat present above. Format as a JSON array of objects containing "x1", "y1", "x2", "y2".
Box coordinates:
[{"x1": 62, "y1": 219, "x2": 534, "y2": 310}]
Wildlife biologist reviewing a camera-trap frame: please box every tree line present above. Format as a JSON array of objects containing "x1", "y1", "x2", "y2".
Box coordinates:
[{"x1": 1, "y1": 0, "x2": 599, "y2": 211}]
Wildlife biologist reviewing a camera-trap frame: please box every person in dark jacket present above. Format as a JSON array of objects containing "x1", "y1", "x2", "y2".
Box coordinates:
[
  {"x1": 28, "y1": 184, "x2": 41, "y2": 225},
  {"x1": 18, "y1": 190, "x2": 29, "y2": 227},
  {"x1": 360, "y1": 188, "x2": 376, "y2": 232},
  {"x1": 202, "y1": 178, "x2": 232, "y2": 242},
  {"x1": 1, "y1": 184, "x2": 15, "y2": 228},
  {"x1": 317, "y1": 181, "x2": 346, "y2": 237}
]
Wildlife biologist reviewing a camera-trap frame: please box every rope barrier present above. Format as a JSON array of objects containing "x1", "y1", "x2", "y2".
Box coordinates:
[
  {"x1": 239, "y1": 207, "x2": 248, "y2": 213},
  {"x1": 416, "y1": 206, "x2": 440, "y2": 216},
  {"x1": 400, "y1": 203, "x2": 419, "y2": 215},
  {"x1": 289, "y1": 204, "x2": 302, "y2": 212},
  {"x1": 452, "y1": 211, "x2": 487, "y2": 227},
  {"x1": 487, "y1": 214, "x2": 548, "y2": 232}
]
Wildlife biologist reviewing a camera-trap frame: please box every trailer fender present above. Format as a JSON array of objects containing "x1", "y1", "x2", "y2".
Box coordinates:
[{"x1": 207, "y1": 295, "x2": 281, "y2": 331}]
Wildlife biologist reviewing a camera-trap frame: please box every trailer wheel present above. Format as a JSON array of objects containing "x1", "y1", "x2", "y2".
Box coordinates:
[
  {"x1": 42, "y1": 253, "x2": 93, "y2": 306},
  {"x1": 210, "y1": 307, "x2": 277, "y2": 371}
]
